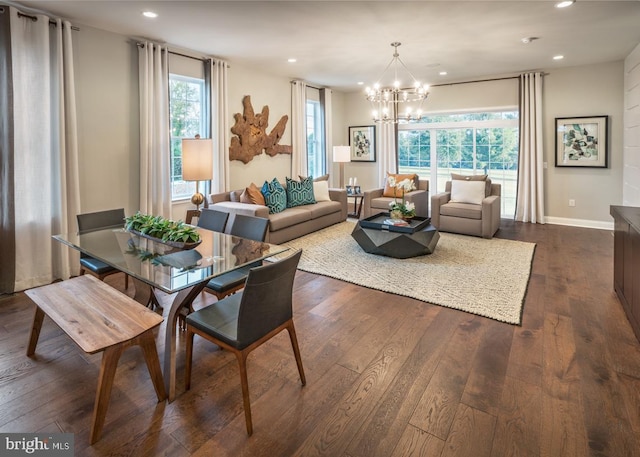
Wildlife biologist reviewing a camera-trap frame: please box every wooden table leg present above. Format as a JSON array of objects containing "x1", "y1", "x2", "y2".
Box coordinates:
[
  {"x1": 26, "y1": 307, "x2": 45, "y2": 357},
  {"x1": 138, "y1": 330, "x2": 167, "y2": 402},
  {"x1": 90, "y1": 344, "x2": 125, "y2": 444}
]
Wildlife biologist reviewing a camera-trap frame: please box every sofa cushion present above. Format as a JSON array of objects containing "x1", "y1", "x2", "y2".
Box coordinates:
[
  {"x1": 441, "y1": 201, "x2": 483, "y2": 220},
  {"x1": 383, "y1": 172, "x2": 418, "y2": 198},
  {"x1": 305, "y1": 200, "x2": 342, "y2": 219},
  {"x1": 450, "y1": 180, "x2": 485, "y2": 205},
  {"x1": 268, "y1": 207, "x2": 312, "y2": 231},
  {"x1": 261, "y1": 178, "x2": 287, "y2": 214},
  {"x1": 286, "y1": 176, "x2": 316, "y2": 207}
]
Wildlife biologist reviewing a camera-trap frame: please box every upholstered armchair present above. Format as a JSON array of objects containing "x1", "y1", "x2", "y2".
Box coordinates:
[
  {"x1": 362, "y1": 175, "x2": 429, "y2": 219},
  {"x1": 431, "y1": 178, "x2": 501, "y2": 239}
]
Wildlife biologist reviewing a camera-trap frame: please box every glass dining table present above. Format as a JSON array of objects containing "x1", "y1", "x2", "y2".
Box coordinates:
[{"x1": 54, "y1": 227, "x2": 289, "y2": 402}]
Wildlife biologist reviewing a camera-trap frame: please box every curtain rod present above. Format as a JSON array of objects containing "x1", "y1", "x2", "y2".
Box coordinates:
[
  {"x1": 431, "y1": 73, "x2": 548, "y2": 88},
  {"x1": 16, "y1": 11, "x2": 80, "y2": 31},
  {"x1": 291, "y1": 80, "x2": 323, "y2": 91},
  {"x1": 135, "y1": 42, "x2": 229, "y2": 66}
]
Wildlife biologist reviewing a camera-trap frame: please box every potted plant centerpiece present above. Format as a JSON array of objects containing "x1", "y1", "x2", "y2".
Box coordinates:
[
  {"x1": 124, "y1": 212, "x2": 201, "y2": 249},
  {"x1": 387, "y1": 176, "x2": 417, "y2": 220}
]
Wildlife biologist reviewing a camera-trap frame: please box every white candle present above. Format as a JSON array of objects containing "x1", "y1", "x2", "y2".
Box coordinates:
[
  {"x1": 349, "y1": 177, "x2": 353, "y2": 186},
  {"x1": 354, "y1": 177, "x2": 358, "y2": 186}
]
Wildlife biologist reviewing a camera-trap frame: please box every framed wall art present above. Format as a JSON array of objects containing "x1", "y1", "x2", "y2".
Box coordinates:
[
  {"x1": 348, "y1": 125, "x2": 376, "y2": 162},
  {"x1": 555, "y1": 115, "x2": 608, "y2": 168}
]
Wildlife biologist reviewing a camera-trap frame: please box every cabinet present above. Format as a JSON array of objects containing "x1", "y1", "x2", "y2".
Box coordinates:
[{"x1": 610, "y1": 206, "x2": 640, "y2": 342}]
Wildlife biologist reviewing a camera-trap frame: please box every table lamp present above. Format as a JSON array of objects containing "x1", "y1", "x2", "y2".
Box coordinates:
[
  {"x1": 333, "y1": 146, "x2": 351, "y2": 188},
  {"x1": 182, "y1": 136, "x2": 213, "y2": 210}
]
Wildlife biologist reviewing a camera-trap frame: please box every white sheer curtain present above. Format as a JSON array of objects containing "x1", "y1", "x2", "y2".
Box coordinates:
[
  {"x1": 138, "y1": 42, "x2": 171, "y2": 218},
  {"x1": 209, "y1": 59, "x2": 229, "y2": 193},
  {"x1": 377, "y1": 123, "x2": 397, "y2": 186},
  {"x1": 321, "y1": 88, "x2": 333, "y2": 177},
  {"x1": 3, "y1": 7, "x2": 80, "y2": 292},
  {"x1": 291, "y1": 80, "x2": 307, "y2": 178},
  {"x1": 515, "y1": 72, "x2": 545, "y2": 223}
]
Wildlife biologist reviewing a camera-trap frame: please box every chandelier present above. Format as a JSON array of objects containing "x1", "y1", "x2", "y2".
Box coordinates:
[{"x1": 365, "y1": 42, "x2": 429, "y2": 123}]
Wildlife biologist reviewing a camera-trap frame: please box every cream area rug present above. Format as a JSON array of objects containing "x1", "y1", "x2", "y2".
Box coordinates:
[{"x1": 280, "y1": 221, "x2": 536, "y2": 325}]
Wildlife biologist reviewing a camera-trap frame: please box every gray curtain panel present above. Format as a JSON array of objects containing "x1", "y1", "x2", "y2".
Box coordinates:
[{"x1": 0, "y1": 5, "x2": 16, "y2": 294}]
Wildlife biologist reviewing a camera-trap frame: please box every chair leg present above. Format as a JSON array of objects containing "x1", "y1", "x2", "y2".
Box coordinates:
[
  {"x1": 185, "y1": 328, "x2": 195, "y2": 390},
  {"x1": 287, "y1": 321, "x2": 306, "y2": 386},
  {"x1": 235, "y1": 350, "x2": 253, "y2": 436}
]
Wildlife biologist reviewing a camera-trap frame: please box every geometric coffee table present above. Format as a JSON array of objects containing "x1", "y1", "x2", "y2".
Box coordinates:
[{"x1": 351, "y1": 213, "x2": 440, "y2": 259}]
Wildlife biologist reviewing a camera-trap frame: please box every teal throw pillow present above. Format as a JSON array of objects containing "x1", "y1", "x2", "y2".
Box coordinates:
[
  {"x1": 286, "y1": 176, "x2": 316, "y2": 208},
  {"x1": 261, "y1": 178, "x2": 287, "y2": 214}
]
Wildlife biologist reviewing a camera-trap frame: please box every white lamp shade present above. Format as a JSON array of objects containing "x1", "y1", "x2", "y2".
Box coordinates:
[
  {"x1": 182, "y1": 138, "x2": 213, "y2": 181},
  {"x1": 333, "y1": 145, "x2": 351, "y2": 163}
]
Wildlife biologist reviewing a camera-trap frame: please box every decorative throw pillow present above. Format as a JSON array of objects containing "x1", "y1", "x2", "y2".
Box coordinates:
[
  {"x1": 383, "y1": 172, "x2": 418, "y2": 198},
  {"x1": 450, "y1": 180, "x2": 486, "y2": 205},
  {"x1": 261, "y1": 178, "x2": 287, "y2": 213},
  {"x1": 245, "y1": 182, "x2": 266, "y2": 205},
  {"x1": 299, "y1": 174, "x2": 330, "y2": 182},
  {"x1": 286, "y1": 176, "x2": 316, "y2": 207},
  {"x1": 451, "y1": 173, "x2": 491, "y2": 196},
  {"x1": 313, "y1": 180, "x2": 331, "y2": 201}
]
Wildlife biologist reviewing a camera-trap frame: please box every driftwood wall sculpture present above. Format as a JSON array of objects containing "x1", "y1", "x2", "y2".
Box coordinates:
[{"x1": 229, "y1": 95, "x2": 293, "y2": 164}]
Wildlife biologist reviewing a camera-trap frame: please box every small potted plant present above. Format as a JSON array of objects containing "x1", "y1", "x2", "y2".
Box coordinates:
[{"x1": 387, "y1": 176, "x2": 417, "y2": 220}]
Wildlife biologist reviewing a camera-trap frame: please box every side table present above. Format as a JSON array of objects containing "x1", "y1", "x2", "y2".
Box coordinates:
[{"x1": 348, "y1": 193, "x2": 364, "y2": 219}]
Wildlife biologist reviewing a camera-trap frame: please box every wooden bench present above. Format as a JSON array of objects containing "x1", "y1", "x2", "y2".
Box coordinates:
[{"x1": 25, "y1": 275, "x2": 166, "y2": 444}]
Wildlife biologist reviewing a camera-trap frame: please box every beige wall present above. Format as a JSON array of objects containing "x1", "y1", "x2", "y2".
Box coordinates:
[
  {"x1": 544, "y1": 61, "x2": 624, "y2": 226},
  {"x1": 342, "y1": 62, "x2": 625, "y2": 226},
  {"x1": 69, "y1": 24, "x2": 631, "y2": 227},
  {"x1": 624, "y1": 43, "x2": 640, "y2": 206},
  {"x1": 73, "y1": 25, "x2": 139, "y2": 215}
]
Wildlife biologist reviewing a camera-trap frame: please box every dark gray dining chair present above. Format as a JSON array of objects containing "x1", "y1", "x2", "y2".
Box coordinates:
[
  {"x1": 185, "y1": 249, "x2": 305, "y2": 436},
  {"x1": 196, "y1": 208, "x2": 229, "y2": 233},
  {"x1": 77, "y1": 208, "x2": 128, "y2": 289},
  {"x1": 204, "y1": 214, "x2": 270, "y2": 300}
]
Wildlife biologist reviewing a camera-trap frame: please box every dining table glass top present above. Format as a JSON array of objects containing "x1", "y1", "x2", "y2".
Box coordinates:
[{"x1": 54, "y1": 227, "x2": 289, "y2": 294}]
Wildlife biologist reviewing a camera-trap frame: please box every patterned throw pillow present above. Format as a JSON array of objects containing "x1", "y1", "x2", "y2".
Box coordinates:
[
  {"x1": 286, "y1": 176, "x2": 316, "y2": 207},
  {"x1": 383, "y1": 172, "x2": 418, "y2": 198},
  {"x1": 261, "y1": 178, "x2": 287, "y2": 214}
]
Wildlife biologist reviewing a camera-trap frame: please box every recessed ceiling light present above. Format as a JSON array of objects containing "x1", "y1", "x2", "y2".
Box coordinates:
[
  {"x1": 357, "y1": 82, "x2": 364, "y2": 85},
  {"x1": 521, "y1": 37, "x2": 539, "y2": 44},
  {"x1": 555, "y1": 1, "x2": 575, "y2": 8},
  {"x1": 287, "y1": 58, "x2": 297, "y2": 63},
  {"x1": 142, "y1": 11, "x2": 158, "y2": 18},
  {"x1": 439, "y1": 71, "x2": 448, "y2": 76},
  {"x1": 553, "y1": 55, "x2": 564, "y2": 60}
]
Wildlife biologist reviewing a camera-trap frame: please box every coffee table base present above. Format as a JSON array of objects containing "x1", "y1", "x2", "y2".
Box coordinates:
[{"x1": 351, "y1": 223, "x2": 440, "y2": 258}]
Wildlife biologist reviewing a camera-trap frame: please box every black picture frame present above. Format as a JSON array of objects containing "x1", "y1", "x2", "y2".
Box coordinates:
[
  {"x1": 555, "y1": 115, "x2": 608, "y2": 168},
  {"x1": 348, "y1": 125, "x2": 376, "y2": 162}
]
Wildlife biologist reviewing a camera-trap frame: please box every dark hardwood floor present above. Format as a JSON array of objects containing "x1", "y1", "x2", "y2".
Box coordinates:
[{"x1": 1, "y1": 220, "x2": 639, "y2": 456}]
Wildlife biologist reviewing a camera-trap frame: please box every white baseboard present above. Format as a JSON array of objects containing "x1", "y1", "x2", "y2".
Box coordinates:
[{"x1": 544, "y1": 216, "x2": 613, "y2": 230}]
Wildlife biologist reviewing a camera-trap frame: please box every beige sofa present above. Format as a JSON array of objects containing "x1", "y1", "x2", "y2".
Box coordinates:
[
  {"x1": 207, "y1": 188, "x2": 347, "y2": 244},
  {"x1": 362, "y1": 178, "x2": 430, "y2": 219}
]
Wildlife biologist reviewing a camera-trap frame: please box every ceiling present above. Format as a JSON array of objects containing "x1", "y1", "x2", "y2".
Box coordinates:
[{"x1": 12, "y1": 1, "x2": 640, "y2": 92}]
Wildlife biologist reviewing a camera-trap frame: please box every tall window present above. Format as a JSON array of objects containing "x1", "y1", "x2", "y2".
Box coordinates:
[
  {"x1": 306, "y1": 96, "x2": 326, "y2": 178},
  {"x1": 398, "y1": 111, "x2": 519, "y2": 217},
  {"x1": 169, "y1": 74, "x2": 206, "y2": 200}
]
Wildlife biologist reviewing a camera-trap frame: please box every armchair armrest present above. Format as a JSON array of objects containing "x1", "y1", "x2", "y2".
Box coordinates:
[
  {"x1": 362, "y1": 188, "x2": 384, "y2": 218},
  {"x1": 481, "y1": 195, "x2": 501, "y2": 238},
  {"x1": 404, "y1": 189, "x2": 429, "y2": 218},
  {"x1": 430, "y1": 192, "x2": 451, "y2": 228}
]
